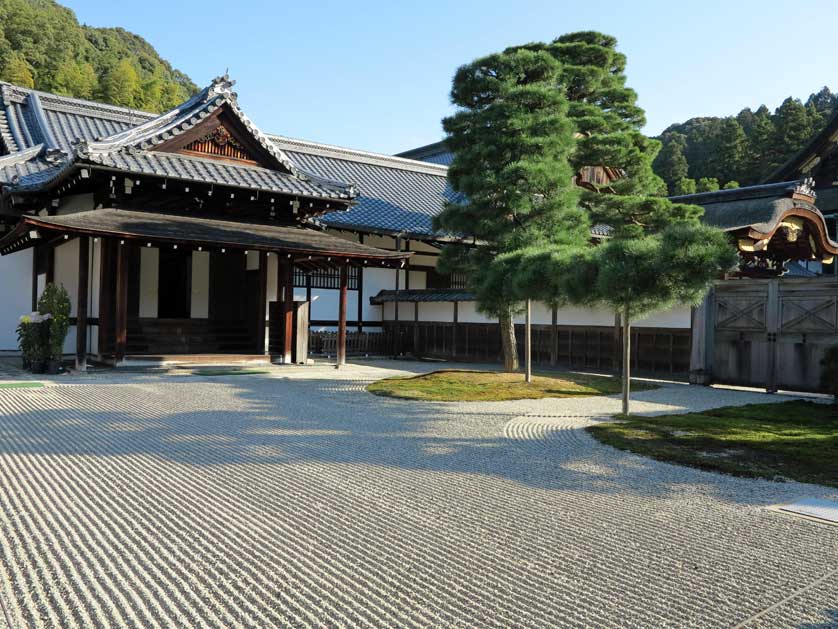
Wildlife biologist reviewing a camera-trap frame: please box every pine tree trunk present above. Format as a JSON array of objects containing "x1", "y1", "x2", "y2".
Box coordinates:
[
  {"x1": 622, "y1": 304, "x2": 631, "y2": 415},
  {"x1": 499, "y1": 308, "x2": 519, "y2": 373},
  {"x1": 525, "y1": 299, "x2": 532, "y2": 383}
]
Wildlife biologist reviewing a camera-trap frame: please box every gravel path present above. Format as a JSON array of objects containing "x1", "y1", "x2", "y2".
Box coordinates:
[{"x1": 0, "y1": 360, "x2": 835, "y2": 628}]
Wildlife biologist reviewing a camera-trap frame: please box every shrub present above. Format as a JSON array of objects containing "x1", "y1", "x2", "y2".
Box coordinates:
[
  {"x1": 38, "y1": 283, "x2": 71, "y2": 361},
  {"x1": 820, "y1": 346, "x2": 838, "y2": 404},
  {"x1": 17, "y1": 313, "x2": 51, "y2": 369}
]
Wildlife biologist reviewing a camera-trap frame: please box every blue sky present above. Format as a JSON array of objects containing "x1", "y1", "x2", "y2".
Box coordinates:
[{"x1": 67, "y1": 0, "x2": 837, "y2": 155}]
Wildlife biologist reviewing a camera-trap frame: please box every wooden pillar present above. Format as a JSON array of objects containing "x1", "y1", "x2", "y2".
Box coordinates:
[
  {"x1": 45, "y1": 246, "x2": 54, "y2": 285},
  {"x1": 525, "y1": 299, "x2": 532, "y2": 383},
  {"x1": 622, "y1": 305, "x2": 631, "y2": 415},
  {"x1": 452, "y1": 301, "x2": 459, "y2": 359},
  {"x1": 613, "y1": 312, "x2": 622, "y2": 372},
  {"x1": 255, "y1": 251, "x2": 268, "y2": 354},
  {"x1": 98, "y1": 239, "x2": 114, "y2": 357},
  {"x1": 550, "y1": 306, "x2": 558, "y2": 367},
  {"x1": 278, "y1": 258, "x2": 294, "y2": 364},
  {"x1": 75, "y1": 237, "x2": 89, "y2": 371},
  {"x1": 336, "y1": 262, "x2": 348, "y2": 368},
  {"x1": 393, "y1": 237, "x2": 401, "y2": 357},
  {"x1": 114, "y1": 240, "x2": 128, "y2": 363},
  {"x1": 413, "y1": 301, "x2": 419, "y2": 357},
  {"x1": 356, "y1": 236, "x2": 364, "y2": 333},
  {"x1": 31, "y1": 248, "x2": 38, "y2": 311}
]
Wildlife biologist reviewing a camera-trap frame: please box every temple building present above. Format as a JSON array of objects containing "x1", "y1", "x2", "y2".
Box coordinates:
[{"x1": 1, "y1": 75, "x2": 837, "y2": 387}]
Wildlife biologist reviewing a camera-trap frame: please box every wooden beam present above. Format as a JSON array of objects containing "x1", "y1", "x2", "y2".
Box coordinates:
[
  {"x1": 525, "y1": 299, "x2": 532, "y2": 383},
  {"x1": 550, "y1": 306, "x2": 558, "y2": 366},
  {"x1": 452, "y1": 301, "x2": 458, "y2": 359},
  {"x1": 114, "y1": 240, "x2": 128, "y2": 363},
  {"x1": 75, "y1": 237, "x2": 89, "y2": 371},
  {"x1": 256, "y1": 251, "x2": 268, "y2": 354},
  {"x1": 337, "y1": 262, "x2": 348, "y2": 368},
  {"x1": 30, "y1": 248, "x2": 37, "y2": 311}
]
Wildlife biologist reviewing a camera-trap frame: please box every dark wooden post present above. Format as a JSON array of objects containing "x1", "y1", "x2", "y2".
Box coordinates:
[
  {"x1": 75, "y1": 237, "x2": 89, "y2": 371},
  {"x1": 114, "y1": 240, "x2": 128, "y2": 363},
  {"x1": 98, "y1": 239, "x2": 114, "y2": 357},
  {"x1": 31, "y1": 248, "x2": 38, "y2": 311},
  {"x1": 336, "y1": 262, "x2": 348, "y2": 368},
  {"x1": 279, "y1": 258, "x2": 294, "y2": 363},
  {"x1": 525, "y1": 299, "x2": 532, "y2": 383},
  {"x1": 550, "y1": 306, "x2": 558, "y2": 366},
  {"x1": 413, "y1": 301, "x2": 419, "y2": 357},
  {"x1": 256, "y1": 251, "x2": 268, "y2": 354},
  {"x1": 357, "y1": 234, "x2": 364, "y2": 332},
  {"x1": 393, "y1": 237, "x2": 401, "y2": 357},
  {"x1": 452, "y1": 301, "x2": 459, "y2": 359}
]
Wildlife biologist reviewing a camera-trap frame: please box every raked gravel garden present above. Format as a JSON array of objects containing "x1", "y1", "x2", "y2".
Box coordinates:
[{"x1": 0, "y1": 359, "x2": 835, "y2": 628}]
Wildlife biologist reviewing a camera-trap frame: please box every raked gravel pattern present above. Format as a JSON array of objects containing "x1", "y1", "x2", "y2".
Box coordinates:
[{"x1": 0, "y1": 360, "x2": 835, "y2": 628}]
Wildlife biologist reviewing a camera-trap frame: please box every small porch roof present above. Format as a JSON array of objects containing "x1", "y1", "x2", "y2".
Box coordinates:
[
  {"x1": 370, "y1": 288, "x2": 474, "y2": 304},
  {"x1": 0, "y1": 208, "x2": 410, "y2": 267}
]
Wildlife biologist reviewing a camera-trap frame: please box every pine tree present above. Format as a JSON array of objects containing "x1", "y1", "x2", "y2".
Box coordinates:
[
  {"x1": 711, "y1": 119, "x2": 746, "y2": 184},
  {"x1": 436, "y1": 47, "x2": 586, "y2": 372},
  {"x1": 772, "y1": 97, "x2": 815, "y2": 169},
  {"x1": 654, "y1": 132, "x2": 689, "y2": 194},
  {"x1": 742, "y1": 105, "x2": 775, "y2": 183},
  {"x1": 503, "y1": 32, "x2": 737, "y2": 413}
]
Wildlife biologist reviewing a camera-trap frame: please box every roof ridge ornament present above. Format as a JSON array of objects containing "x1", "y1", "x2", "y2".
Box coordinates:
[
  {"x1": 790, "y1": 176, "x2": 816, "y2": 201},
  {"x1": 207, "y1": 74, "x2": 237, "y2": 102}
]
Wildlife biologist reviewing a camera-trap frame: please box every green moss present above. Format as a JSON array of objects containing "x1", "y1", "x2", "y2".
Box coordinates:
[
  {"x1": 367, "y1": 369, "x2": 656, "y2": 402},
  {"x1": 589, "y1": 400, "x2": 838, "y2": 487},
  {"x1": 0, "y1": 382, "x2": 44, "y2": 389}
]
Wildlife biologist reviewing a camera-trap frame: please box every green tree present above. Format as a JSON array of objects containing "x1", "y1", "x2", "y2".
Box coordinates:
[
  {"x1": 696, "y1": 177, "x2": 720, "y2": 192},
  {"x1": 711, "y1": 118, "x2": 746, "y2": 184},
  {"x1": 1, "y1": 51, "x2": 34, "y2": 87},
  {"x1": 722, "y1": 180, "x2": 740, "y2": 190},
  {"x1": 0, "y1": 0, "x2": 197, "y2": 110},
  {"x1": 742, "y1": 105, "x2": 775, "y2": 183},
  {"x1": 99, "y1": 57, "x2": 139, "y2": 107},
  {"x1": 436, "y1": 47, "x2": 586, "y2": 372},
  {"x1": 672, "y1": 177, "x2": 696, "y2": 196},
  {"x1": 52, "y1": 58, "x2": 97, "y2": 99},
  {"x1": 503, "y1": 32, "x2": 737, "y2": 413},
  {"x1": 772, "y1": 97, "x2": 816, "y2": 168},
  {"x1": 654, "y1": 132, "x2": 689, "y2": 194}
]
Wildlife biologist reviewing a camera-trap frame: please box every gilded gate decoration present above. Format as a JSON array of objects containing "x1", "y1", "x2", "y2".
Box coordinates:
[{"x1": 701, "y1": 277, "x2": 838, "y2": 392}]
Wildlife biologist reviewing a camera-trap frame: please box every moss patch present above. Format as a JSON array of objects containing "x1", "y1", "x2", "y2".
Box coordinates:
[
  {"x1": 588, "y1": 400, "x2": 838, "y2": 487},
  {"x1": 0, "y1": 381, "x2": 44, "y2": 389},
  {"x1": 367, "y1": 369, "x2": 656, "y2": 402}
]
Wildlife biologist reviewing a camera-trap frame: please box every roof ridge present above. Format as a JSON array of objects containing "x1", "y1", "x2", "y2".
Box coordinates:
[
  {"x1": 269, "y1": 134, "x2": 449, "y2": 176},
  {"x1": 0, "y1": 80, "x2": 156, "y2": 123}
]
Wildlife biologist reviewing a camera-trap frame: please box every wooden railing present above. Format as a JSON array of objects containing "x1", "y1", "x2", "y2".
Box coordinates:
[
  {"x1": 310, "y1": 331, "x2": 388, "y2": 356},
  {"x1": 381, "y1": 321, "x2": 691, "y2": 375}
]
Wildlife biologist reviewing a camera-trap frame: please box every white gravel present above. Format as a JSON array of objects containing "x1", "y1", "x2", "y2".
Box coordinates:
[{"x1": 0, "y1": 360, "x2": 835, "y2": 628}]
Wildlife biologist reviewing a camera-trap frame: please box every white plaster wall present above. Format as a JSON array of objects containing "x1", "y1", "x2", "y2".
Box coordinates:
[
  {"x1": 419, "y1": 302, "x2": 455, "y2": 322},
  {"x1": 245, "y1": 250, "x2": 259, "y2": 271},
  {"x1": 362, "y1": 268, "x2": 395, "y2": 323},
  {"x1": 457, "y1": 302, "x2": 495, "y2": 324},
  {"x1": 139, "y1": 247, "x2": 159, "y2": 318},
  {"x1": 190, "y1": 251, "x2": 210, "y2": 319},
  {"x1": 53, "y1": 239, "x2": 80, "y2": 317},
  {"x1": 635, "y1": 305, "x2": 692, "y2": 328},
  {"x1": 0, "y1": 249, "x2": 33, "y2": 349}
]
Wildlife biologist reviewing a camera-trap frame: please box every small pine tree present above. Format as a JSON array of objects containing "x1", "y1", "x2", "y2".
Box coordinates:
[
  {"x1": 673, "y1": 178, "x2": 697, "y2": 196},
  {"x1": 696, "y1": 177, "x2": 720, "y2": 192}
]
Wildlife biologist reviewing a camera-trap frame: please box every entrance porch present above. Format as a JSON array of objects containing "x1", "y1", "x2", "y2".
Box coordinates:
[{"x1": 1, "y1": 208, "x2": 409, "y2": 369}]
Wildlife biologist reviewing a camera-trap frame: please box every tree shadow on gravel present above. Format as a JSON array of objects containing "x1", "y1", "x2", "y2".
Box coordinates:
[{"x1": 0, "y1": 374, "x2": 829, "y2": 509}]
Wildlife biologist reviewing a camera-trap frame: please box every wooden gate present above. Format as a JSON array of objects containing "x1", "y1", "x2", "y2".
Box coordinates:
[{"x1": 701, "y1": 277, "x2": 838, "y2": 392}]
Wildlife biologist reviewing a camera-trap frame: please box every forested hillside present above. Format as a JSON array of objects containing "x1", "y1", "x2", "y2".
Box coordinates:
[
  {"x1": 653, "y1": 87, "x2": 838, "y2": 194},
  {"x1": 0, "y1": 0, "x2": 197, "y2": 112}
]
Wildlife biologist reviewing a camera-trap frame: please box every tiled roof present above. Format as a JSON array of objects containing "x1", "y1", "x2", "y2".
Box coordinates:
[
  {"x1": 395, "y1": 141, "x2": 454, "y2": 166},
  {"x1": 271, "y1": 136, "x2": 459, "y2": 237},
  {"x1": 1, "y1": 208, "x2": 409, "y2": 262},
  {"x1": 0, "y1": 77, "x2": 354, "y2": 201},
  {"x1": 370, "y1": 288, "x2": 474, "y2": 304}
]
